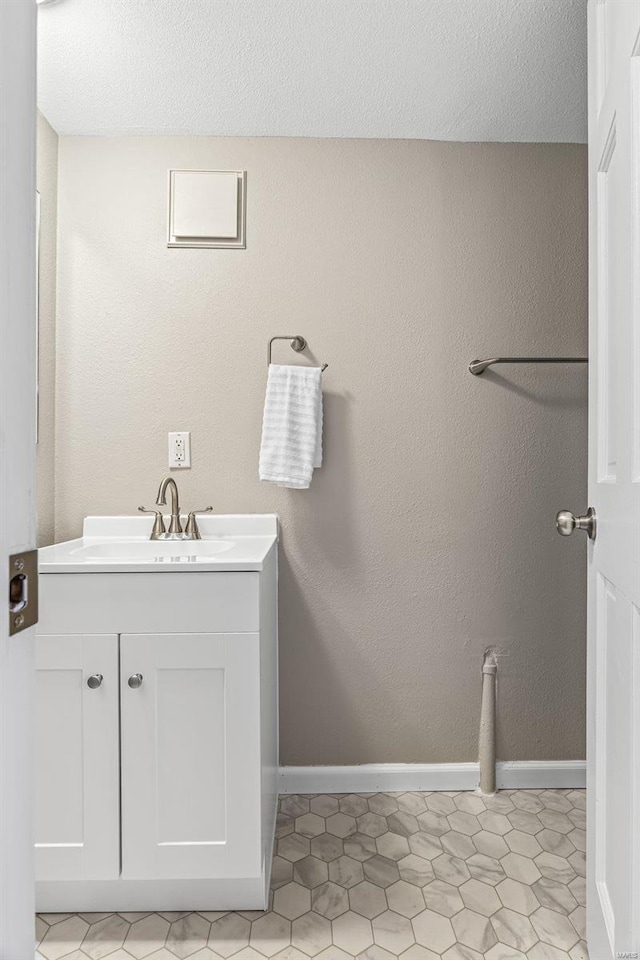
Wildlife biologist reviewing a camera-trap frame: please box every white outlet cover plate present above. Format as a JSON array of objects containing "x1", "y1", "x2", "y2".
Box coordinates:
[{"x1": 168, "y1": 431, "x2": 191, "y2": 469}]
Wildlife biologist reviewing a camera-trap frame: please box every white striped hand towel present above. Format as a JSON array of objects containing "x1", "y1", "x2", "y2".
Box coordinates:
[{"x1": 259, "y1": 364, "x2": 323, "y2": 489}]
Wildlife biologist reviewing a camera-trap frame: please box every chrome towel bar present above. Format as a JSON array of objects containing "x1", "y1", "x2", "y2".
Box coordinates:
[
  {"x1": 469, "y1": 356, "x2": 588, "y2": 376},
  {"x1": 268, "y1": 335, "x2": 328, "y2": 370}
]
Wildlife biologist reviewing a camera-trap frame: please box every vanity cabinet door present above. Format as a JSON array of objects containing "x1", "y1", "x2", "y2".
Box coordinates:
[
  {"x1": 35, "y1": 634, "x2": 120, "y2": 880},
  {"x1": 120, "y1": 632, "x2": 261, "y2": 880}
]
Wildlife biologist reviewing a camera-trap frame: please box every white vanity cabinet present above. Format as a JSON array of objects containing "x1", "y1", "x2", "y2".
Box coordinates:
[{"x1": 35, "y1": 515, "x2": 278, "y2": 912}]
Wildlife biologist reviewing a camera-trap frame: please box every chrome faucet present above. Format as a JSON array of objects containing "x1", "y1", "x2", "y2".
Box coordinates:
[{"x1": 155, "y1": 476, "x2": 183, "y2": 537}]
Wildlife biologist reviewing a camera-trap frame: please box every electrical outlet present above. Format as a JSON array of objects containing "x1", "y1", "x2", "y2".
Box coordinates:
[{"x1": 168, "y1": 431, "x2": 191, "y2": 469}]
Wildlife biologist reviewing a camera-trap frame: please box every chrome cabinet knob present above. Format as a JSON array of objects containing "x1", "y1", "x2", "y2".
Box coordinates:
[
  {"x1": 555, "y1": 507, "x2": 596, "y2": 540},
  {"x1": 128, "y1": 673, "x2": 143, "y2": 689},
  {"x1": 87, "y1": 674, "x2": 103, "y2": 689}
]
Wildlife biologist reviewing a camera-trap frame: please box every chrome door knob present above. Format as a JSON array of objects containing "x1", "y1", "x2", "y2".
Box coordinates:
[
  {"x1": 128, "y1": 673, "x2": 143, "y2": 689},
  {"x1": 87, "y1": 673, "x2": 103, "y2": 689},
  {"x1": 555, "y1": 507, "x2": 596, "y2": 540}
]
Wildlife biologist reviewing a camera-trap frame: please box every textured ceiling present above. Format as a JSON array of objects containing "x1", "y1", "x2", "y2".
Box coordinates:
[{"x1": 37, "y1": 0, "x2": 588, "y2": 141}]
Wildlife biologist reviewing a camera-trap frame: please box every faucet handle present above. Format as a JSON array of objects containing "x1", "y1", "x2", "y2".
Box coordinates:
[
  {"x1": 185, "y1": 506, "x2": 213, "y2": 540},
  {"x1": 138, "y1": 506, "x2": 166, "y2": 540}
]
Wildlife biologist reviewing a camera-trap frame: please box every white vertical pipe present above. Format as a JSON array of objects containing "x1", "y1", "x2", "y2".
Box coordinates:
[{"x1": 478, "y1": 650, "x2": 498, "y2": 795}]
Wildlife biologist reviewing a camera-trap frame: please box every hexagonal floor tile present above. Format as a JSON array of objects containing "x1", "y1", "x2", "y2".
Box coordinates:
[
  {"x1": 478, "y1": 810, "x2": 511, "y2": 837},
  {"x1": 273, "y1": 882, "x2": 311, "y2": 921},
  {"x1": 442, "y1": 944, "x2": 484, "y2": 960},
  {"x1": 387, "y1": 811, "x2": 420, "y2": 837},
  {"x1": 466, "y1": 853, "x2": 506, "y2": 885},
  {"x1": 511, "y1": 792, "x2": 544, "y2": 814},
  {"x1": 295, "y1": 812, "x2": 326, "y2": 838},
  {"x1": 349, "y1": 880, "x2": 388, "y2": 919},
  {"x1": 453, "y1": 907, "x2": 498, "y2": 952},
  {"x1": 532, "y1": 877, "x2": 578, "y2": 916},
  {"x1": 357, "y1": 812, "x2": 389, "y2": 838},
  {"x1": 538, "y1": 809, "x2": 574, "y2": 835},
  {"x1": 385, "y1": 880, "x2": 425, "y2": 918},
  {"x1": 123, "y1": 914, "x2": 170, "y2": 959},
  {"x1": 432, "y1": 853, "x2": 471, "y2": 886},
  {"x1": 372, "y1": 909, "x2": 415, "y2": 954},
  {"x1": 397, "y1": 793, "x2": 428, "y2": 816},
  {"x1": 311, "y1": 881, "x2": 349, "y2": 920},
  {"x1": 368, "y1": 794, "x2": 399, "y2": 817},
  {"x1": 568, "y1": 875, "x2": 586, "y2": 908},
  {"x1": 568, "y1": 849, "x2": 586, "y2": 878},
  {"x1": 441, "y1": 830, "x2": 477, "y2": 860},
  {"x1": 501, "y1": 852, "x2": 542, "y2": 885},
  {"x1": 423, "y1": 879, "x2": 464, "y2": 917},
  {"x1": 250, "y1": 912, "x2": 291, "y2": 957},
  {"x1": 507, "y1": 810, "x2": 543, "y2": 836},
  {"x1": 208, "y1": 913, "x2": 251, "y2": 959},
  {"x1": 279, "y1": 833, "x2": 311, "y2": 863},
  {"x1": 272, "y1": 855, "x2": 295, "y2": 889},
  {"x1": 78, "y1": 914, "x2": 130, "y2": 960},
  {"x1": 418, "y1": 810, "x2": 451, "y2": 837},
  {"x1": 485, "y1": 945, "x2": 527, "y2": 960},
  {"x1": 326, "y1": 812, "x2": 357, "y2": 839},
  {"x1": 539, "y1": 791, "x2": 573, "y2": 813},
  {"x1": 397, "y1": 853, "x2": 436, "y2": 888},
  {"x1": 483, "y1": 794, "x2": 515, "y2": 815},
  {"x1": 531, "y1": 906, "x2": 580, "y2": 951},
  {"x1": 448, "y1": 811, "x2": 481, "y2": 837},
  {"x1": 291, "y1": 911, "x2": 332, "y2": 956},
  {"x1": 527, "y1": 942, "x2": 572, "y2": 960},
  {"x1": 339, "y1": 795, "x2": 369, "y2": 818},
  {"x1": 459, "y1": 878, "x2": 501, "y2": 916},
  {"x1": 311, "y1": 833, "x2": 344, "y2": 862},
  {"x1": 332, "y1": 910, "x2": 374, "y2": 955},
  {"x1": 376, "y1": 831, "x2": 411, "y2": 861},
  {"x1": 425, "y1": 793, "x2": 456, "y2": 816},
  {"x1": 537, "y1": 828, "x2": 575, "y2": 858},
  {"x1": 496, "y1": 877, "x2": 540, "y2": 916},
  {"x1": 412, "y1": 908, "x2": 456, "y2": 954},
  {"x1": 473, "y1": 830, "x2": 509, "y2": 860},
  {"x1": 329, "y1": 854, "x2": 365, "y2": 888},
  {"x1": 281, "y1": 796, "x2": 310, "y2": 819},
  {"x1": 490, "y1": 906, "x2": 538, "y2": 952},
  {"x1": 534, "y1": 851, "x2": 575, "y2": 885},
  {"x1": 454, "y1": 794, "x2": 486, "y2": 816},
  {"x1": 408, "y1": 831, "x2": 443, "y2": 860},
  {"x1": 293, "y1": 855, "x2": 328, "y2": 889},
  {"x1": 344, "y1": 832, "x2": 377, "y2": 862},
  {"x1": 310, "y1": 795, "x2": 340, "y2": 818},
  {"x1": 363, "y1": 854, "x2": 401, "y2": 888},
  {"x1": 505, "y1": 830, "x2": 543, "y2": 859}
]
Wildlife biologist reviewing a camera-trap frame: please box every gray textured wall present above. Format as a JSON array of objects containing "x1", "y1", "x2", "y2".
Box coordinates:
[{"x1": 51, "y1": 136, "x2": 588, "y2": 764}]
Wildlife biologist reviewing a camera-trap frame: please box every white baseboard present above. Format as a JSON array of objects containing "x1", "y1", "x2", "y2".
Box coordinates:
[{"x1": 278, "y1": 760, "x2": 586, "y2": 794}]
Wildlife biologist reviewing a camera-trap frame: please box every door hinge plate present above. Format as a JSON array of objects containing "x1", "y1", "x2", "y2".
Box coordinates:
[{"x1": 9, "y1": 549, "x2": 38, "y2": 636}]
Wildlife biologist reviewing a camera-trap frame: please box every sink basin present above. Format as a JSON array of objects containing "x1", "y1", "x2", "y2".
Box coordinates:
[
  {"x1": 38, "y1": 514, "x2": 279, "y2": 573},
  {"x1": 70, "y1": 539, "x2": 235, "y2": 562}
]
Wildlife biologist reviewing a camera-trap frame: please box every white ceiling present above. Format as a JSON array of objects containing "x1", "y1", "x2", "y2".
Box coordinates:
[{"x1": 37, "y1": 0, "x2": 588, "y2": 142}]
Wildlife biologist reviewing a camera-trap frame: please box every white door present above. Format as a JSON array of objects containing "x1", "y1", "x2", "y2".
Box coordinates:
[
  {"x1": 120, "y1": 633, "x2": 261, "y2": 880},
  {"x1": 0, "y1": 2, "x2": 37, "y2": 957},
  {"x1": 35, "y1": 634, "x2": 120, "y2": 880},
  {"x1": 585, "y1": 2, "x2": 640, "y2": 957}
]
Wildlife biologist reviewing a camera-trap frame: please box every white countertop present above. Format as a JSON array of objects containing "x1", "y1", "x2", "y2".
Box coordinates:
[{"x1": 38, "y1": 514, "x2": 278, "y2": 573}]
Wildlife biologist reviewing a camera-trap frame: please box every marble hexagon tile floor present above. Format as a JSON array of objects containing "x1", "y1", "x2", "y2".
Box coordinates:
[{"x1": 37, "y1": 789, "x2": 589, "y2": 960}]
